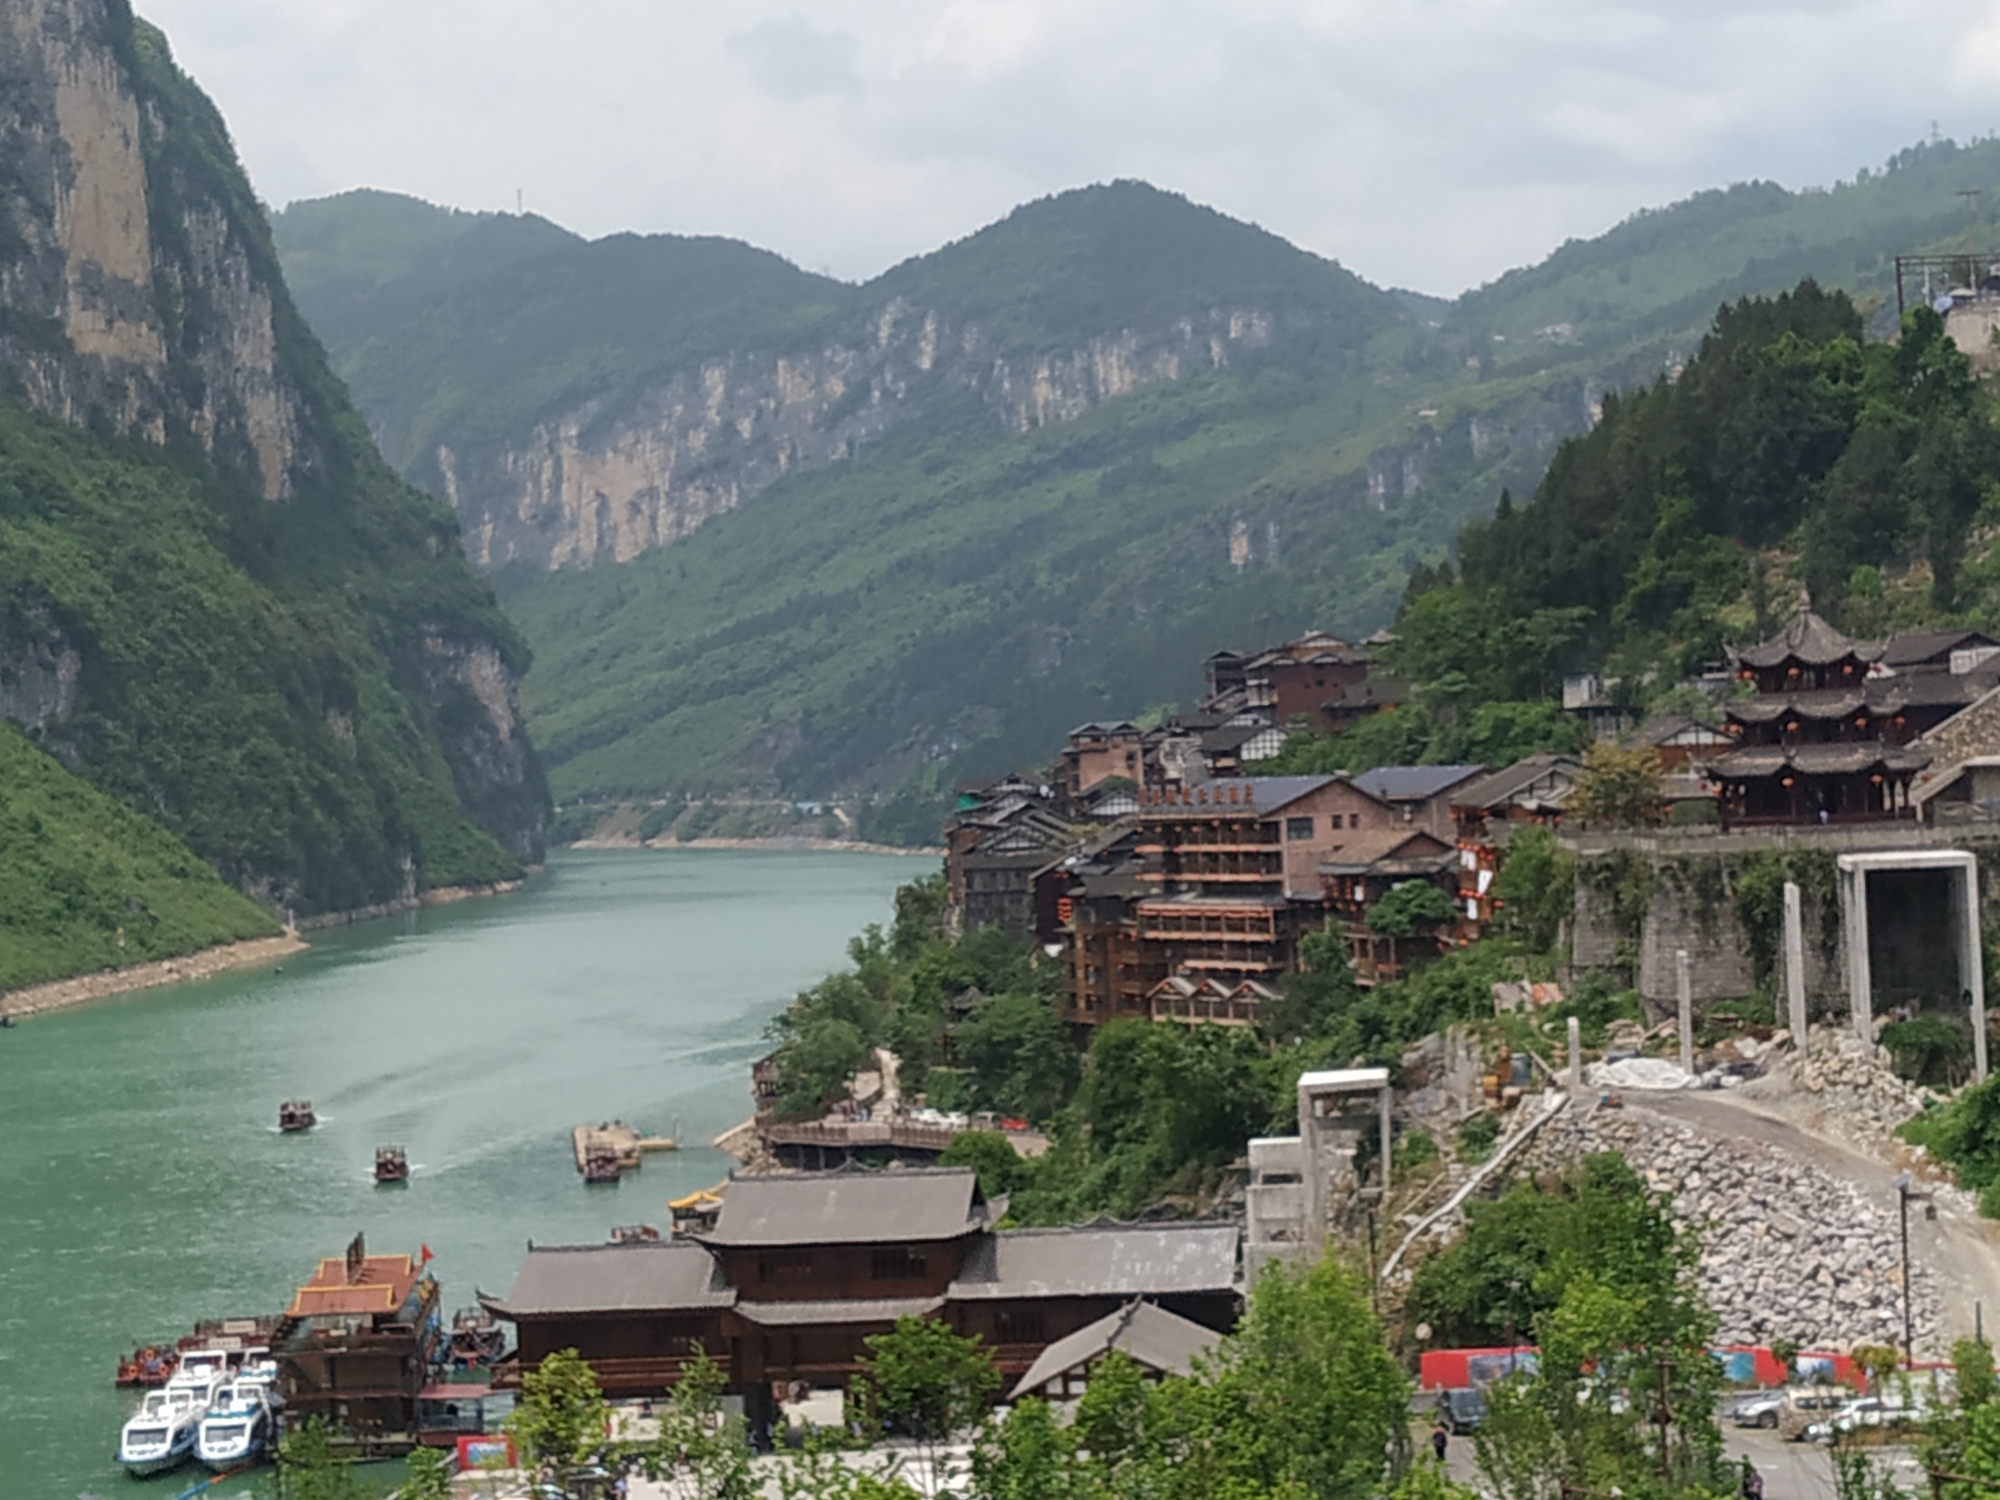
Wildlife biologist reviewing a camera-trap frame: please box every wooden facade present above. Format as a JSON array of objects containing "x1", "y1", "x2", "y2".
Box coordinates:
[
  {"x1": 275, "y1": 1236, "x2": 442, "y2": 1447},
  {"x1": 486, "y1": 1172, "x2": 1242, "y2": 1409}
]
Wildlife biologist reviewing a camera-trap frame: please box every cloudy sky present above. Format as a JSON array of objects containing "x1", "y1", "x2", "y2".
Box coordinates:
[{"x1": 143, "y1": 0, "x2": 2000, "y2": 296}]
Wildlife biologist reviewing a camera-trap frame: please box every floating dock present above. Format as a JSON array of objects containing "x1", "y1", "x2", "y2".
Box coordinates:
[{"x1": 571, "y1": 1121, "x2": 676, "y2": 1176}]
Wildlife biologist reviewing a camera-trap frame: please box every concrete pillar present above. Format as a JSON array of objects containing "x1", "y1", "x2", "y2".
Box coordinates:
[
  {"x1": 1963, "y1": 863, "x2": 1989, "y2": 1082},
  {"x1": 1568, "y1": 1015, "x2": 1582, "y2": 1092},
  {"x1": 1379, "y1": 1083, "x2": 1394, "y2": 1192},
  {"x1": 1676, "y1": 949, "x2": 1694, "y2": 1075},
  {"x1": 1783, "y1": 880, "x2": 1808, "y2": 1049},
  {"x1": 1843, "y1": 864, "x2": 1874, "y2": 1042}
]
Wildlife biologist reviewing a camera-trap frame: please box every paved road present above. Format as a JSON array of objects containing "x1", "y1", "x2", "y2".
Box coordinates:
[{"x1": 1428, "y1": 1419, "x2": 1920, "y2": 1500}]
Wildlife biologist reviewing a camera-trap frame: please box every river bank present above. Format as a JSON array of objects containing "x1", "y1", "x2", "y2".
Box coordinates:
[
  {"x1": 575, "y1": 835, "x2": 943, "y2": 856},
  {"x1": 0, "y1": 933, "x2": 308, "y2": 1019},
  {"x1": 294, "y1": 877, "x2": 528, "y2": 930}
]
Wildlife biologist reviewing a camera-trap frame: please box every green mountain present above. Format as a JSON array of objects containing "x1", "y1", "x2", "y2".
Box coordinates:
[
  {"x1": 274, "y1": 140, "x2": 2000, "y2": 842},
  {"x1": 0, "y1": 0, "x2": 549, "y2": 947},
  {"x1": 0, "y1": 719, "x2": 277, "y2": 992}
]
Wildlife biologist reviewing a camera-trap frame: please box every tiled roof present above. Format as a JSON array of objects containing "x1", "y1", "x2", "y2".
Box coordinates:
[
  {"x1": 703, "y1": 1168, "x2": 990, "y2": 1248},
  {"x1": 734, "y1": 1297, "x2": 943, "y2": 1327},
  {"x1": 949, "y1": 1222, "x2": 1240, "y2": 1300},
  {"x1": 1350, "y1": 765, "x2": 1486, "y2": 802},
  {"x1": 483, "y1": 1241, "x2": 734, "y2": 1319},
  {"x1": 1733, "y1": 609, "x2": 1882, "y2": 669},
  {"x1": 286, "y1": 1254, "x2": 422, "y2": 1319},
  {"x1": 1009, "y1": 1300, "x2": 1220, "y2": 1400}
]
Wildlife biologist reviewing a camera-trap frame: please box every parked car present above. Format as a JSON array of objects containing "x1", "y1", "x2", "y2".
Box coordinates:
[
  {"x1": 1777, "y1": 1387, "x2": 1850, "y2": 1441},
  {"x1": 1730, "y1": 1391, "x2": 1785, "y2": 1429},
  {"x1": 1439, "y1": 1387, "x2": 1488, "y2": 1434}
]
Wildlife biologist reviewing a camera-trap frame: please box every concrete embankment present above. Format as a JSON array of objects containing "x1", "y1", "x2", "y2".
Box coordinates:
[{"x1": 0, "y1": 933, "x2": 309, "y2": 1020}]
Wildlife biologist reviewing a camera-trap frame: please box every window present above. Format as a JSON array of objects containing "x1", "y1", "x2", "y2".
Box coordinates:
[
  {"x1": 871, "y1": 1246, "x2": 928, "y2": 1281},
  {"x1": 758, "y1": 1251, "x2": 814, "y2": 1283},
  {"x1": 996, "y1": 1308, "x2": 1046, "y2": 1342},
  {"x1": 1286, "y1": 817, "x2": 1314, "y2": 840}
]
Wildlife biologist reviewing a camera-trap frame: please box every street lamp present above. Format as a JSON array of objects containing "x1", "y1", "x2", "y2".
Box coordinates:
[{"x1": 1893, "y1": 1171, "x2": 1934, "y2": 1369}]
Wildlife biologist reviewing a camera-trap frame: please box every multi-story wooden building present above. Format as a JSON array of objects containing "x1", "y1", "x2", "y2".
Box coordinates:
[
  {"x1": 275, "y1": 1236, "x2": 442, "y2": 1447},
  {"x1": 485, "y1": 1169, "x2": 1241, "y2": 1434}
]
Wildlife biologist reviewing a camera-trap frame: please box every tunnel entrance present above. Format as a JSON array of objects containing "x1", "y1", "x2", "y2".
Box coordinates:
[{"x1": 1838, "y1": 851, "x2": 1987, "y2": 1081}]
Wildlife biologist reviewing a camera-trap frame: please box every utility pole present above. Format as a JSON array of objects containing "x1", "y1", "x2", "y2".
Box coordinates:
[
  {"x1": 1959, "y1": 188, "x2": 1984, "y2": 285},
  {"x1": 1895, "y1": 1171, "x2": 1933, "y2": 1368}
]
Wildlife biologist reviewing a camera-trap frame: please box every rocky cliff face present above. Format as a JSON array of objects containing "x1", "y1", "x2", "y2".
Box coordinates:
[
  {"x1": 434, "y1": 299, "x2": 1281, "y2": 572},
  {"x1": 0, "y1": 0, "x2": 548, "y2": 904}
]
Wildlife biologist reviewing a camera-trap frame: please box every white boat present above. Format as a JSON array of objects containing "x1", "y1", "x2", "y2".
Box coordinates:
[
  {"x1": 117, "y1": 1385, "x2": 202, "y2": 1475},
  {"x1": 196, "y1": 1380, "x2": 275, "y2": 1468},
  {"x1": 170, "y1": 1348, "x2": 233, "y2": 1401}
]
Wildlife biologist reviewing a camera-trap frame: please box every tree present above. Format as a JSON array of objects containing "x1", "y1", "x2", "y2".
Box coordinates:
[
  {"x1": 969, "y1": 1397, "x2": 1083, "y2": 1500},
  {"x1": 1367, "y1": 880, "x2": 1457, "y2": 940},
  {"x1": 1266, "y1": 921, "x2": 1364, "y2": 1042},
  {"x1": 635, "y1": 1348, "x2": 754, "y2": 1500},
  {"x1": 396, "y1": 1446, "x2": 454, "y2": 1500},
  {"x1": 853, "y1": 1317, "x2": 1001, "y2": 1498},
  {"x1": 275, "y1": 1417, "x2": 360, "y2": 1500},
  {"x1": 953, "y1": 992, "x2": 1078, "y2": 1121},
  {"x1": 1568, "y1": 742, "x2": 1666, "y2": 828},
  {"x1": 506, "y1": 1347, "x2": 611, "y2": 1482},
  {"x1": 938, "y1": 1129, "x2": 1030, "y2": 1202},
  {"x1": 1491, "y1": 826, "x2": 1573, "y2": 955}
]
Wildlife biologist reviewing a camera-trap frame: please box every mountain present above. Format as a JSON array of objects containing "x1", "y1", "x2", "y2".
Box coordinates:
[
  {"x1": 0, "y1": 0, "x2": 549, "y2": 925},
  {"x1": 274, "y1": 141, "x2": 2000, "y2": 842}
]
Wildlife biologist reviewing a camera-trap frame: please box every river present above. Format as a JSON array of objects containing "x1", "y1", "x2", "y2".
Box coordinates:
[{"x1": 0, "y1": 847, "x2": 933, "y2": 1499}]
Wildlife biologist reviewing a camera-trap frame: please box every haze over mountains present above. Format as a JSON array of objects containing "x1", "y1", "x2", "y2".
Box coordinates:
[{"x1": 274, "y1": 141, "x2": 2000, "y2": 841}]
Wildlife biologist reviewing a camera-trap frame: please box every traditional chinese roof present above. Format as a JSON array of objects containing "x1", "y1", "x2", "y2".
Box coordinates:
[
  {"x1": 1731, "y1": 609, "x2": 1882, "y2": 670},
  {"x1": 1449, "y1": 754, "x2": 1584, "y2": 812},
  {"x1": 1317, "y1": 827, "x2": 1454, "y2": 877},
  {"x1": 733, "y1": 1297, "x2": 944, "y2": 1327},
  {"x1": 1703, "y1": 743, "x2": 1933, "y2": 779},
  {"x1": 1880, "y1": 629, "x2": 1999, "y2": 669},
  {"x1": 1139, "y1": 775, "x2": 1339, "y2": 817},
  {"x1": 481, "y1": 1241, "x2": 734, "y2": 1320},
  {"x1": 1009, "y1": 1300, "x2": 1221, "y2": 1401},
  {"x1": 286, "y1": 1253, "x2": 423, "y2": 1319},
  {"x1": 701, "y1": 1168, "x2": 994, "y2": 1248},
  {"x1": 949, "y1": 1222, "x2": 1241, "y2": 1300}
]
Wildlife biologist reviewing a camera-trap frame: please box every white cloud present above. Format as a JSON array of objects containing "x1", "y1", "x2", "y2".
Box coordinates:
[{"x1": 138, "y1": 0, "x2": 2000, "y2": 294}]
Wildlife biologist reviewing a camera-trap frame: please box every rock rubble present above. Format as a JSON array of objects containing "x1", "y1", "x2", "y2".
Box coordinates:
[
  {"x1": 1760, "y1": 1032, "x2": 1938, "y2": 1152},
  {"x1": 1523, "y1": 1107, "x2": 1939, "y2": 1352}
]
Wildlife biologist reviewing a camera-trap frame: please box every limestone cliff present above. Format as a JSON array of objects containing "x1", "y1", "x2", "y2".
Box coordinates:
[
  {"x1": 435, "y1": 301, "x2": 1282, "y2": 572},
  {"x1": 0, "y1": 0, "x2": 548, "y2": 908}
]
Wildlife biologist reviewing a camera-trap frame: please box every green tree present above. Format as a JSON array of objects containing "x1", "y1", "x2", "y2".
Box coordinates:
[
  {"x1": 1265, "y1": 921, "x2": 1364, "y2": 1042},
  {"x1": 1568, "y1": 742, "x2": 1666, "y2": 828},
  {"x1": 969, "y1": 1396, "x2": 1084, "y2": 1500},
  {"x1": 1367, "y1": 880, "x2": 1457, "y2": 940},
  {"x1": 506, "y1": 1347, "x2": 611, "y2": 1482},
  {"x1": 395, "y1": 1446, "x2": 453, "y2": 1500},
  {"x1": 274, "y1": 1417, "x2": 360, "y2": 1500},
  {"x1": 953, "y1": 993, "x2": 1078, "y2": 1121},
  {"x1": 853, "y1": 1317, "x2": 1001, "y2": 1498},
  {"x1": 938, "y1": 1129, "x2": 1031, "y2": 1201},
  {"x1": 1491, "y1": 825, "x2": 1573, "y2": 955},
  {"x1": 633, "y1": 1348, "x2": 753, "y2": 1499}
]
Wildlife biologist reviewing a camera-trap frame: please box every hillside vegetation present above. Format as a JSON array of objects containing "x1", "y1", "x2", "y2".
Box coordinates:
[
  {"x1": 0, "y1": 720, "x2": 277, "y2": 992},
  {"x1": 276, "y1": 139, "x2": 2000, "y2": 842},
  {"x1": 0, "y1": 10, "x2": 549, "y2": 958}
]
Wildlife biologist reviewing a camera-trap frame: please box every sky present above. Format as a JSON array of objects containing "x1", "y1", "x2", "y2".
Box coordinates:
[{"x1": 141, "y1": 0, "x2": 2000, "y2": 297}]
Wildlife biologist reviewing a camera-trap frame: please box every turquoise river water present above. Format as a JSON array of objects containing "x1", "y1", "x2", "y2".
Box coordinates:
[{"x1": 0, "y1": 847, "x2": 932, "y2": 1499}]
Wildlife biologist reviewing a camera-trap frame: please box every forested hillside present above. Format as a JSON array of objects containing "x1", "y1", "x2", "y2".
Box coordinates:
[
  {"x1": 0, "y1": 0, "x2": 550, "y2": 984},
  {"x1": 277, "y1": 138, "x2": 2000, "y2": 843},
  {"x1": 1387, "y1": 284, "x2": 2000, "y2": 724}
]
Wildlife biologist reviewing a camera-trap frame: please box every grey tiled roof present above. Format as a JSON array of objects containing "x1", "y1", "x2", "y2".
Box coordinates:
[
  {"x1": 483, "y1": 1241, "x2": 734, "y2": 1319},
  {"x1": 1351, "y1": 765, "x2": 1486, "y2": 802},
  {"x1": 703, "y1": 1169, "x2": 989, "y2": 1247},
  {"x1": 734, "y1": 1297, "x2": 944, "y2": 1327},
  {"x1": 1009, "y1": 1299, "x2": 1220, "y2": 1400},
  {"x1": 949, "y1": 1222, "x2": 1241, "y2": 1300}
]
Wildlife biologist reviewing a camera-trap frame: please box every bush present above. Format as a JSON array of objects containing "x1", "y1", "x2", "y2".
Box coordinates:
[{"x1": 1457, "y1": 1112, "x2": 1501, "y2": 1163}]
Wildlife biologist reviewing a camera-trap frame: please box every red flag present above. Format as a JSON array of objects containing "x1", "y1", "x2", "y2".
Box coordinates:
[{"x1": 420, "y1": 1243, "x2": 434, "y2": 1266}]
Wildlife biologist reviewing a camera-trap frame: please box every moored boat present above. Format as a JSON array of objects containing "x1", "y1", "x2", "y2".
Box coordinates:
[
  {"x1": 117, "y1": 1386, "x2": 200, "y2": 1475},
  {"x1": 278, "y1": 1099, "x2": 316, "y2": 1132},
  {"x1": 196, "y1": 1379, "x2": 275, "y2": 1468},
  {"x1": 581, "y1": 1142, "x2": 622, "y2": 1183},
  {"x1": 375, "y1": 1145, "x2": 409, "y2": 1183},
  {"x1": 448, "y1": 1306, "x2": 506, "y2": 1369},
  {"x1": 114, "y1": 1342, "x2": 179, "y2": 1387}
]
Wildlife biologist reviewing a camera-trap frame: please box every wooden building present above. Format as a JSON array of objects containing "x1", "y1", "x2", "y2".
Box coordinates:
[
  {"x1": 1704, "y1": 609, "x2": 1931, "y2": 828},
  {"x1": 275, "y1": 1235, "x2": 441, "y2": 1449},
  {"x1": 484, "y1": 1169, "x2": 1241, "y2": 1423}
]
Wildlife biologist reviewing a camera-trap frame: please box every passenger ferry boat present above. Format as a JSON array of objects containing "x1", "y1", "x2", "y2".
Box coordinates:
[
  {"x1": 375, "y1": 1145, "x2": 409, "y2": 1183},
  {"x1": 116, "y1": 1386, "x2": 201, "y2": 1474},
  {"x1": 278, "y1": 1099, "x2": 317, "y2": 1132},
  {"x1": 196, "y1": 1380, "x2": 276, "y2": 1468}
]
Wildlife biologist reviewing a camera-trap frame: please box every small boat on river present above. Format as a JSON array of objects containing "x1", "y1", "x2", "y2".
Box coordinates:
[
  {"x1": 115, "y1": 1342, "x2": 179, "y2": 1387},
  {"x1": 277, "y1": 1100, "x2": 316, "y2": 1132},
  {"x1": 374, "y1": 1146, "x2": 409, "y2": 1184},
  {"x1": 581, "y1": 1142, "x2": 622, "y2": 1184},
  {"x1": 448, "y1": 1306, "x2": 507, "y2": 1369}
]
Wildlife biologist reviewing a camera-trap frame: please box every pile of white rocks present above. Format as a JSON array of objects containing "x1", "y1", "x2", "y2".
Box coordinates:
[
  {"x1": 1771, "y1": 1031, "x2": 1937, "y2": 1151},
  {"x1": 1522, "y1": 1107, "x2": 1938, "y2": 1351}
]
